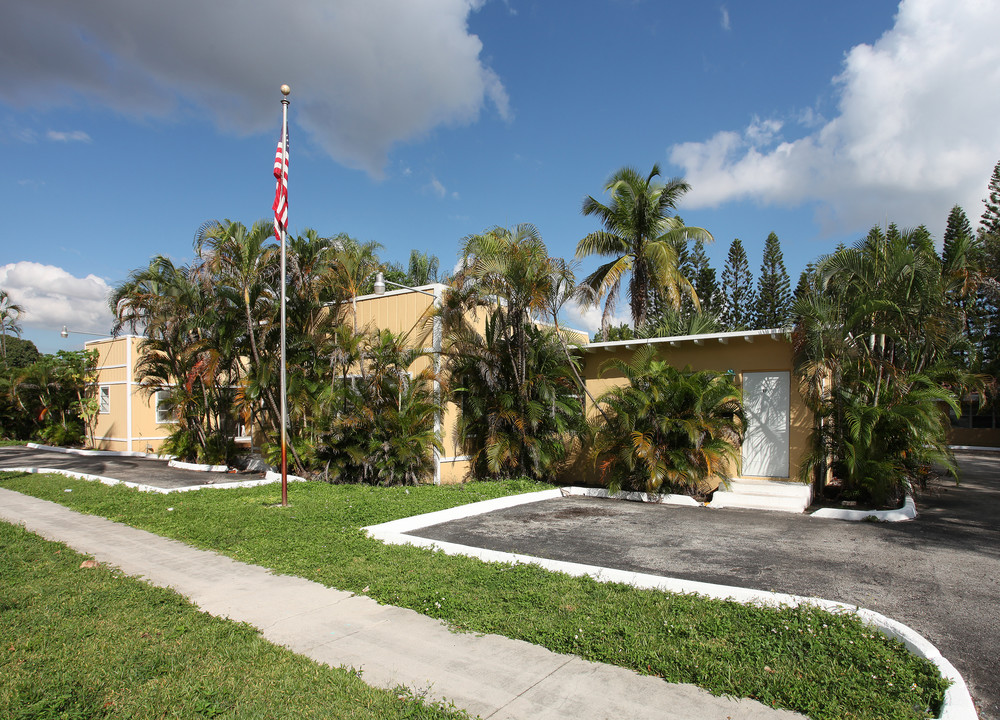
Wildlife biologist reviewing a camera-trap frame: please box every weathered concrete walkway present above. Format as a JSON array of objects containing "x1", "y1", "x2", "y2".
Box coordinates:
[{"x1": 0, "y1": 488, "x2": 801, "y2": 720}]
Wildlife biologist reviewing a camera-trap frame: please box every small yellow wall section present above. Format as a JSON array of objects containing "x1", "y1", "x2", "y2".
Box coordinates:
[
  {"x1": 350, "y1": 286, "x2": 469, "y2": 483},
  {"x1": 580, "y1": 333, "x2": 809, "y2": 485},
  {"x1": 87, "y1": 335, "x2": 176, "y2": 454}
]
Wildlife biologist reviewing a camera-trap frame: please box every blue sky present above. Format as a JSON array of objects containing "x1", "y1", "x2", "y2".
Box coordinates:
[{"x1": 3, "y1": 0, "x2": 999, "y2": 353}]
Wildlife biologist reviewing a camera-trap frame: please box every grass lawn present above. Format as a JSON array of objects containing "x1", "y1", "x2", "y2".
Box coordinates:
[
  {"x1": 0, "y1": 471, "x2": 949, "y2": 720},
  {"x1": 0, "y1": 521, "x2": 469, "y2": 720}
]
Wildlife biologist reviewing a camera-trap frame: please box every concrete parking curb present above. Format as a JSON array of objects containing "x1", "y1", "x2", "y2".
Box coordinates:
[
  {"x1": 810, "y1": 495, "x2": 917, "y2": 522},
  {"x1": 168, "y1": 458, "x2": 229, "y2": 473},
  {"x1": 0, "y1": 466, "x2": 306, "y2": 494},
  {"x1": 26, "y1": 442, "x2": 172, "y2": 460},
  {"x1": 561, "y1": 485, "x2": 702, "y2": 506},
  {"x1": 364, "y1": 493, "x2": 976, "y2": 720}
]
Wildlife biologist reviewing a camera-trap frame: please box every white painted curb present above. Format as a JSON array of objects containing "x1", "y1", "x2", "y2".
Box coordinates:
[
  {"x1": 24, "y1": 442, "x2": 174, "y2": 460},
  {"x1": 561, "y1": 485, "x2": 702, "y2": 506},
  {"x1": 263, "y1": 470, "x2": 308, "y2": 484},
  {"x1": 1, "y1": 467, "x2": 175, "y2": 494},
  {"x1": 811, "y1": 495, "x2": 917, "y2": 522},
  {"x1": 0, "y1": 467, "x2": 306, "y2": 494},
  {"x1": 21, "y1": 443, "x2": 270, "y2": 476},
  {"x1": 367, "y1": 489, "x2": 564, "y2": 534},
  {"x1": 168, "y1": 458, "x2": 230, "y2": 473},
  {"x1": 364, "y1": 492, "x2": 976, "y2": 720},
  {"x1": 948, "y1": 445, "x2": 1000, "y2": 452}
]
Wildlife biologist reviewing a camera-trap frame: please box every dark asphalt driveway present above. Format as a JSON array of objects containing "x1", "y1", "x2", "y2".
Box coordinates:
[
  {"x1": 0, "y1": 446, "x2": 253, "y2": 489},
  {"x1": 414, "y1": 452, "x2": 1000, "y2": 719}
]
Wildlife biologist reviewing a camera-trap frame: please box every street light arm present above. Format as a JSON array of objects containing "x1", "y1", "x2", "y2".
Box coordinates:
[
  {"x1": 61, "y1": 325, "x2": 106, "y2": 338},
  {"x1": 374, "y1": 272, "x2": 436, "y2": 298}
]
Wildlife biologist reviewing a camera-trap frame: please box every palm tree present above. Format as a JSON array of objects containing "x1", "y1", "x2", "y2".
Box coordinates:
[
  {"x1": 442, "y1": 224, "x2": 584, "y2": 480},
  {"x1": 0, "y1": 289, "x2": 25, "y2": 359},
  {"x1": 318, "y1": 329, "x2": 442, "y2": 485},
  {"x1": 590, "y1": 346, "x2": 744, "y2": 495},
  {"x1": 406, "y1": 250, "x2": 440, "y2": 286},
  {"x1": 111, "y1": 256, "x2": 243, "y2": 464},
  {"x1": 793, "y1": 225, "x2": 978, "y2": 503},
  {"x1": 327, "y1": 234, "x2": 383, "y2": 332},
  {"x1": 576, "y1": 164, "x2": 712, "y2": 329},
  {"x1": 194, "y1": 219, "x2": 277, "y2": 381}
]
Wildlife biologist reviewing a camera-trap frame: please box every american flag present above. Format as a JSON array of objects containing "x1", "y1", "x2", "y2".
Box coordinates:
[{"x1": 272, "y1": 129, "x2": 288, "y2": 241}]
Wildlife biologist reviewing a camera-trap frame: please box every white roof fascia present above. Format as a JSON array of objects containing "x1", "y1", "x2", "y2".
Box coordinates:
[
  {"x1": 582, "y1": 327, "x2": 792, "y2": 352},
  {"x1": 350, "y1": 282, "x2": 449, "y2": 303}
]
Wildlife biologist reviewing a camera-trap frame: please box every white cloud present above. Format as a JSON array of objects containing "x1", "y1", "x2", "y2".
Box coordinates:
[
  {"x1": 670, "y1": 0, "x2": 1000, "y2": 238},
  {"x1": 0, "y1": 0, "x2": 509, "y2": 178},
  {"x1": 561, "y1": 298, "x2": 629, "y2": 338},
  {"x1": 720, "y1": 5, "x2": 731, "y2": 31},
  {"x1": 46, "y1": 130, "x2": 91, "y2": 143},
  {"x1": 744, "y1": 117, "x2": 782, "y2": 147},
  {"x1": 429, "y1": 177, "x2": 448, "y2": 198},
  {"x1": 0, "y1": 262, "x2": 113, "y2": 334}
]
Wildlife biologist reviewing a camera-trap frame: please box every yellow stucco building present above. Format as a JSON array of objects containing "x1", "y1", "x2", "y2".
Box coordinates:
[
  {"x1": 86, "y1": 334, "x2": 182, "y2": 455},
  {"x1": 86, "y1": 284, "x2": 809, "y2": 485},
  {"x1": 580, "y1": 329, "x2": 808, "y2": 486}
]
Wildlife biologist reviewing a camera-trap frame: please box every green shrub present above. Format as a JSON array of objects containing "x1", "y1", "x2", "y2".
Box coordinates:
[{"x1": 591, "y1": 347, "x2": 744, "y2": 495}]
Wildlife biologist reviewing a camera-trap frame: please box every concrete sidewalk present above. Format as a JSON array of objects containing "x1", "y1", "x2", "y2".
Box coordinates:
[{"x1": 0, "y1": 488, "x2": 802, "y2": 720}]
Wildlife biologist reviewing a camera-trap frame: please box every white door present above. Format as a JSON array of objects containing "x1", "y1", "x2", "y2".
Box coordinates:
[{"x1": 742, "y1": 371, "x2": 790, "y2": 478}]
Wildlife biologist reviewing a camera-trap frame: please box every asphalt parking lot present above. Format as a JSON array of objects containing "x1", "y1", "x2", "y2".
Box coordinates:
[
  {"x1": 414, "y1": 452, "x2": 1000, "y2": 719},
  {"x1": 0, "y1": 446, "x2": 249, "y2": 489}
]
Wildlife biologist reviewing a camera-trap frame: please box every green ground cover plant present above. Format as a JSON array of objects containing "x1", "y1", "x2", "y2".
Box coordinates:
[
  {"x1": 0, "y1": 472, "x2": 949, "y2": 720},
  {"x1": 0, "y1": 521, "x2": 469, "y2": 720}
]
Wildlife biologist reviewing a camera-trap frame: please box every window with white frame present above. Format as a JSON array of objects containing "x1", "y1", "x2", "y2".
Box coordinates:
[
  {"x1": 99, "y1": 386, "x2": 111, "y2": 414},
  {"x1": 154, "y1": 389, "x2": 176, "y2": 424}
]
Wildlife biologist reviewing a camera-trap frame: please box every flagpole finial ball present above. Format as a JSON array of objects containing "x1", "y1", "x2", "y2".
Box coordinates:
[{"x1": 280, "y1": 84, "x2": 291, "y2": 96}]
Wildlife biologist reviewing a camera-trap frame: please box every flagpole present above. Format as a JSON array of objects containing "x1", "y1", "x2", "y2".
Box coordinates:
[{"x1": 279, "y1": 84, "x2": 290, "y2": 507}]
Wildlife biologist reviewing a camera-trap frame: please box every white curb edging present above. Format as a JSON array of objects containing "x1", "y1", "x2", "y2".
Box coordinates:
[
  {"x1": 22, "y1": 443, "x2": 267, "y2": 476},
  {"x1": 167, "y1": 458, "x2": 230, "y2": 473},
  {"x1": 371, "y1": 488, "x2": 701, "y2": 539},
  {"x1": 363, "y1": 493, "x2": 976, "y2": 720},
  {"x1": 1, "y1": 467, "x2": 175, "y2": 494},
  {"x1": 561, "y1": 485, "x2": 702, "y2": 506},
  {"x1": 948, "y1": 445, "x2": 1000, "y2": 452},
  {"x1": 811, "y1": 495, "x2": 917, "y2": 522},
  {"x1": 0, "y1": 467, "x2": 307, "y2": 494},
  {"x1": 263, "y1": 470, "x2": 308, "y2": 484},
  {"x1": 367, "y1": 489, "x2": 565, "y2": 534},
  {"x1": 25, "y1": 442, "x2": 174, "y2": 460}
]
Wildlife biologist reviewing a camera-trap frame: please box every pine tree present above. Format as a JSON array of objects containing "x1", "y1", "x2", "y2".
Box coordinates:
[
  {"x1": 943, "y1": 205, "x2": 974, "y2": 268},
  {"x1": 908, "y1": 225, "x2": 937, "y2": 262},
  {"x1": 980, "y1": 160, "x2": 1000, "y2": 238},
  {"x1": 720, "y1": 239, "x2": 755, "y2": 331},
  {"x1": 690, "y1": 239, "x2": 720, "y2": 317},
  {"x1": 793, "y1": 262, "x2": 818, "y2": 313},
  {"x1": 754, "y1": 232, "x2": 792, "y2": 329}
]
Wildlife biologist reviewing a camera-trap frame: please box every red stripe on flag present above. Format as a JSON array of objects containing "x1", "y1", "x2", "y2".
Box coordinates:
[{"x1": 272, "y1": 131, "x2": 288, "y2": 241}]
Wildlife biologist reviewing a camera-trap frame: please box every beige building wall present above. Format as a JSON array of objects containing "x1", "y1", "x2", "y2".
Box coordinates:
[
  {"x1": 349, "y1": 284, "x2": 469, "y2": 483},
  {"x1": 578, "y1": 330, "x2": 809, "y2": 487},
  {"x1": 88, "y1": 335, "x2": 176, "y2": 454}
]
